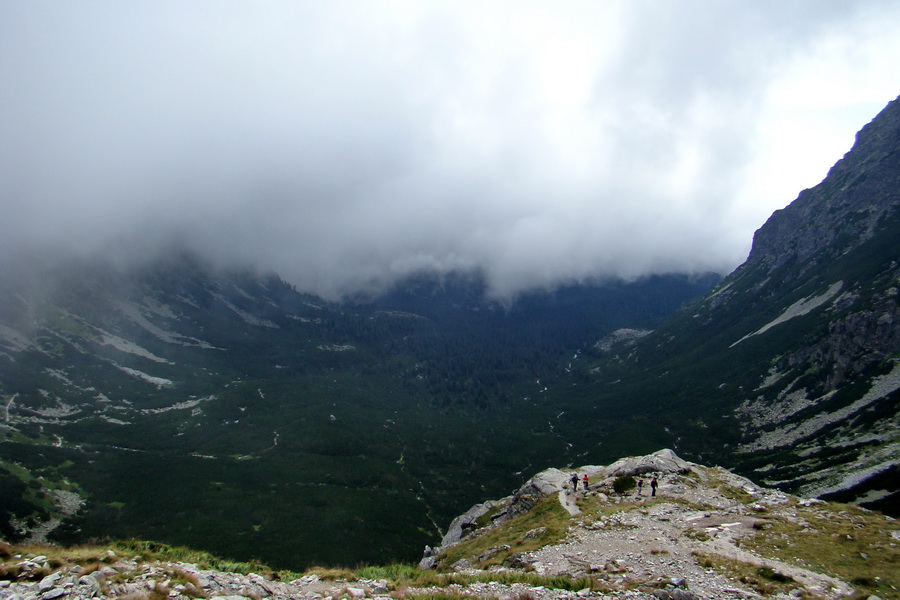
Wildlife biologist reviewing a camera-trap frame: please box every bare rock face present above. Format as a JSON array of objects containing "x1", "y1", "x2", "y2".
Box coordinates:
[{"x1": 747, "y1": 95, "x2": 900, "y2": 272}]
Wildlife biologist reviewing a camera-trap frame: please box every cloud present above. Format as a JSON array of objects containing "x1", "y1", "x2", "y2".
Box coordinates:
[{"x1": 2, "y1": 0, "x2": 899, "y2": 298}]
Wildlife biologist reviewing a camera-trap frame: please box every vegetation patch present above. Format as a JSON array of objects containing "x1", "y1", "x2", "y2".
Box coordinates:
[
  {"x1": 739, "y1": 503, "x2": 900, "y2": 600},
  {"x1": 112, "y1": 540, "x2": 285, "y2": 577},
  {"x1": 612, "y1": 476, "x2": 635, "y2": 494},
  {"x1": 436, "y1": 497, "x2": 570, "y2": 569},
  {"x1": 692, "y1": 553, "x2": 803, "y2": 598}
]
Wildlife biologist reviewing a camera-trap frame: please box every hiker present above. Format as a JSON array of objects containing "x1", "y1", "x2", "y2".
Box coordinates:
[
  {"x1": 650, "y1": 477, "x2": 658, "y2": 497},
  {"x1": 571, "y1": 473, "x2": 579, "y2": 492},
  {"x1": 582, "y1": 474, "x2": 589, "y2": 491},
  {"x1": 637, "y1": 478, "x2": 644, "y2": 495}
]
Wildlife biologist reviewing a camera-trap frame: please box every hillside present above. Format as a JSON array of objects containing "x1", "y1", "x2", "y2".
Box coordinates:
[{"x1": 0, "y1": 450, "x2": 896, "y2": 600}]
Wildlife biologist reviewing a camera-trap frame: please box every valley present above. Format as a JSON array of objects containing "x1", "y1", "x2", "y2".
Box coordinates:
[
  {"x1": 0, "y1": 256, "x2": 716, "y2": 569},
  {"x1": 1, "y1": 95, "x2": 898, "y2": 572}
]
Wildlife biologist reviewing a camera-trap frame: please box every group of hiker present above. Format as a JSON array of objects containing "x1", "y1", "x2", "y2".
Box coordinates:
[
  {"x1": 636, "y1": 476, "x2": 658, "y2": 497},
  {"x1": 569, "y1": 472, "x2": 659, "y2": 497},
  {"x1": 570, "y1": 473, "x2": 591, "y2": 491}
]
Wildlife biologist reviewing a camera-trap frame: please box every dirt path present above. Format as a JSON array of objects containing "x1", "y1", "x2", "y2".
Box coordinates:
[{"x1": 559, "y1": 490, "x2": 581, "y2": 516}]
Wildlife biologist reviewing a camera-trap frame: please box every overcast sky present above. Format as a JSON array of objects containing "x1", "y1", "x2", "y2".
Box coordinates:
[{"x1": 2, "y1": 1, "x2": 899, "y2": 299}]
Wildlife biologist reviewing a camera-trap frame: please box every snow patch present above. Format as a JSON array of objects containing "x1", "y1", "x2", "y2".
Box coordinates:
[
  {"x1": 594, "y1": 328, "x2": 652, "y2": 352},
  {"x1": 213, "y1": 295, "x2": 279, "y2": 328},
  {"x1": 730, "y1": 281, "x2": 843, "y2": 347},
  {"x1": 0, "y1": 324, "x2": 33, "y2": 352},
  {"x1": 140, "y1": 396, "x2": 214, "y2": 414},
  {"x1": 114, "y1": 365, "x2": 173, "y2": 388},
  {"x1": 99, "y1": 333, "x2": 172, "y2": 364},
  {"x1": 117, "y1": 301, "x2": 219, "y2": 349}
]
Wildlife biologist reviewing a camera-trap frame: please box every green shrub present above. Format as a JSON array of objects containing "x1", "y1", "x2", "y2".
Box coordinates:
[
  {"x1": 757, "y1": 566, "x2": 793, "y2": 583},
  {"x1": 612, "y1": 476, "x2": 635, "y2": 494}
]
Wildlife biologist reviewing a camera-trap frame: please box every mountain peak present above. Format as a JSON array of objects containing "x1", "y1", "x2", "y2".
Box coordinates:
[{"x1": 746, "y1": 94, "x2": 900, "y2": 272}]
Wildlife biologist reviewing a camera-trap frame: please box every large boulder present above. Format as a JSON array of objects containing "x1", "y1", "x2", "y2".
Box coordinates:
[
  {"x1": 605, "y1": 449, "x2": 693, "y2": 477},
  {"x1": 525, "y1": 468, "x2": 571, "y2": 494}
]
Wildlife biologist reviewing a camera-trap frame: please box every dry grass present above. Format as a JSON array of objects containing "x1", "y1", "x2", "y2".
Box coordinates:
[
  {"x1": 692, "y1": 552, "x2": 807, "y2": 598},
  {"x1": 305, "y1": 566, "x2": 357, "y2": 580},
  {"x1": 740, "y1": 503, "x2": 900, "y2": 600}
]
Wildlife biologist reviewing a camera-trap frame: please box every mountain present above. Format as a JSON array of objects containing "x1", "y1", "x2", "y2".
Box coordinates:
[
  {"x1": 573, "y1": 95, "x2": 900, "y2": 514},
  {"x1": 2, "y1": 93, "x2": 898, "y2": 571},
  {"x1": 1, "y1": 449, "x2": 897, "y2": 600},
  {"x1": 0, "y1": 252, "x2": 716, "y2": 569}
]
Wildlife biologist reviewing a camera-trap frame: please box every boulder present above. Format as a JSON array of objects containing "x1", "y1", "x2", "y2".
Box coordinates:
[
  {"x1": 477, "y1": 545, "x2": 511, "y2": 563},
  {"x1": 435, "y1": 499, "x2": 506, "y2": 549},
  {"x1": 605, "y1": 449, "x2": 693, "y2": 477},
  {"x1": 38, "y1": 573, "x2": 62, "y2": 592}
]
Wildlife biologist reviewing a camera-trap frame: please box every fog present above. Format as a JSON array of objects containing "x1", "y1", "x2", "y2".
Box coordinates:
[{"x1": 2, "y1": 1, "x2": 899, "y2": 298}]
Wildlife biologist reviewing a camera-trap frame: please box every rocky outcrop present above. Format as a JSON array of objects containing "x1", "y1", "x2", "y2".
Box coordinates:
[
  {"x1": 419, "y1": 450, "x2": 897, "y2": 600},
  {"x1": 604, "y1": 449, "x2": 693, "y2": 478}
]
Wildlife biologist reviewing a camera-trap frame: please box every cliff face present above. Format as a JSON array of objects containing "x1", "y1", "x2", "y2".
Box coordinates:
[{"x1": 747, "y1": 96, "x2": 900, "y2": 272}]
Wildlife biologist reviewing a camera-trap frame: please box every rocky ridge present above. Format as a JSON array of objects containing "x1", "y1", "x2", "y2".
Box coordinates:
[{"x1": 419, "y1": 450, "x2": 898, "y2": 600}]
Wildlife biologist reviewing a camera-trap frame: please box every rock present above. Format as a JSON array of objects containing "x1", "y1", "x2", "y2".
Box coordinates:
[
  {"x1": 502, "y1": 553, "x2": 532, "y2": 569},
  {"x1": 477, "y1": 545, "x2": 510, "y2": 563},
  {"x1": 606, "y1": 449, "x2": 693, "y2": 477},
  {"x1": 451, "y1": 558, "x2": 473, "y2": 572},
  {"x1": 39, "y1": 573, "x2": 62, "y2": 592},
  {"x1": 604, "y1": 559, "x2": 627, "y2": 574},
  {"x1": 653, "y1": 590, "x2": 701, "y2": 600},
  {"x1": 346, "y1": 587, "x2": 366, "y2": 598},
  {"x1": 40, "y1": 589, "x2": 67, "y2": 600},
  {"x1": 528, "y1": 468, "x2": 573, "y2": 494},
  {"x1": 523, "y1": 527, "x2": 547, "y2": 539},
  {"x1": 436, "y1": 500, "x2": 502, "y2": 549}
]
